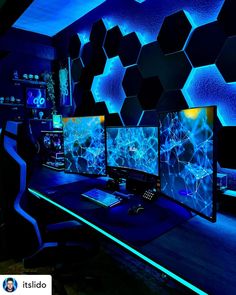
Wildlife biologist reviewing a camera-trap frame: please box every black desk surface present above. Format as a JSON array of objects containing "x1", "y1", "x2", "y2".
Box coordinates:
[{"x1": 29, "y1": 167, "x2": 236, "y2": 295}]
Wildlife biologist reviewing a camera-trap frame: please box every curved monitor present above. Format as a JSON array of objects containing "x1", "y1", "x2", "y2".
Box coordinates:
[
  {"x1": 106, "y1": 126, "x2": 159, "y2": 177},
  {"x1": 159, "y1": 106, "x2": 217, "y2": 222},
  {"x1": 63, "y1": 116, "x2": 106, "y2": 176}
]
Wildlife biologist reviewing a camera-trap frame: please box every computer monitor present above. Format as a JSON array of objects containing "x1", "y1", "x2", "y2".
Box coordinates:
[
  {"x1": 52, "y1": 114, "x2": 63, "y2": 130},
  {"x1": 159, "y1": 106, "x2": 217, "y2": 222},
  {"x1": 63, "y1": 116, "x2": 106, "y2": 175},
  {"x1": 106, "y1": 126, "x2": 159, "y2": 177},
  {"x1": 26, "y1": 87, "x2": 47, "y2": 109}
]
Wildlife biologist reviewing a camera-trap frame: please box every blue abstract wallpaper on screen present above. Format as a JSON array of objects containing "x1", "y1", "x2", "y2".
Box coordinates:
[
  {"x1": 159, "y1": 107, "x2": 215, "y2": 220},
  {"x1": 63, "y1": 116, "x2": 106, "y2": 175},
  {"x1": 107, "y1": 127, "x2": 158, "y2": 176}
]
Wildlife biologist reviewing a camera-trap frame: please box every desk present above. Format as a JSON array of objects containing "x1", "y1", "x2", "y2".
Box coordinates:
[{"x1": 29, "y1": 167, "x2": 236, "y2": 295}]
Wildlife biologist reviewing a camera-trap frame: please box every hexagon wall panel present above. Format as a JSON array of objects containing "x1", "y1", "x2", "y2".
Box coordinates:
[
  {"x1": 74, "y1": 89, "x2": 96, "y2": 117},
  {"x1": 137, "y1": 76, "x2": 164, "y2": 110},
  {"x1": 91, "y1": 56, "x2": 126, "y2": 114},
  {"x1": 137, "y1": 41, "x2": 164, "y2": 78},
  {"x1": 71, "y1": 57, "x2": 83, "y2": 82},
  {"x1": 81, "y1": 43, "x2": 106, "y2": 76},
  {"x1": 159, "y1": 50, "x2": 192, "y2": 90},
  {"x1": 118, "y1": 32, "x2": 142, "y2": 67},
  {"x1": 121, "y1": 96, "x2": 143, "y2": 126},
  {"x1": 156, "y1": 90, "x2": 188, "y2": 113},
  {"x1": 89, "y1": 19, "x2": 107, "y2": 47},
  {"x1": 216, "y1": 36, "x2": 236, "y2": 83},
  {"x1": 69, "y1": 34, "x2": 81, "y2": 59},
  {"x1": 104, "y1": 25, "x2": 123, "y2": 58},
  {"x1": 218, "y1": 0, "x2": 236, "y2": 36},
  {"x1": 106, "y1": 113, "x2": 123, "y2": 126},
  {"x1": 138, "y1": 110, "x2": 159, "y2": 126},
  {"x1": 122, "y1": 65, "x2": 143, "y2": 97},
  {"x1": 157, "y1": 10, "x2": 192, "y2": 54},
  {"x1": 182, "y1": 64, "x2": 236, "y2": 126},
  {"x1": 186, "y1": 21, "x2": 227, "y2": 67},
  {"x1": 137, "y1": 41, "x2": 192, "y2": 89},
  {"x1": 79, "y1": 67, "x2": 94, "y2": 90}
]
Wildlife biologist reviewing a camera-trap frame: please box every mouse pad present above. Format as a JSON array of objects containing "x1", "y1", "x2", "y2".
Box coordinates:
[{"x1": 40, "y1": 180, "x2": 192, "y2": 246}]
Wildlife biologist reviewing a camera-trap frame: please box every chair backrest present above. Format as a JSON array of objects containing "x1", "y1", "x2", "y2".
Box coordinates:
[{"x1": 0, "y1": 121, "x2": 42, "y2": 257}]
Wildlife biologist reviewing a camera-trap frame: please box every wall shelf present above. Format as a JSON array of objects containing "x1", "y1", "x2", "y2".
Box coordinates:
[{"x1": 12, "y1": 78, "x2": 47, "y2": 86}]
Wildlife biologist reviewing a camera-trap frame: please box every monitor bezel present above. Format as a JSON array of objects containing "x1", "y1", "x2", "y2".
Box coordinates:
[
  {"x1": 158, "y1": 105, "x2": 217, "y2": 223},
  {"x1": 106, "y1": 125, "x2": 159, "y2": 178},
  {"x1": 63, "y1": 115, "x2": 107, "y2": 177}
]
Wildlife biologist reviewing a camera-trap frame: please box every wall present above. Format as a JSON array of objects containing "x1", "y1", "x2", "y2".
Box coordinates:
[
  {"x1": 0, "y1": 28, "x2": 55, "y2": 103},
  {"x1": 54, "y1": 0, "x2": 236, "y2": 188}
]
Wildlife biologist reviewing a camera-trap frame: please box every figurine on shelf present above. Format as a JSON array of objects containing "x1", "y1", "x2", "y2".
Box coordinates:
[
  {"x1": 34, "y1": 75, "x2": 39, "y2": 81},
  {"x1": 0, "y1": 97, "x2": 4, "y2": 104},
  {"x1": 39, "y1": 111, "x2": 44, "y2": 120},
  {"x1": 13, "y1": 70, "x2": 19, "y2": 80},
  {"x1": 28, "y1": 74, "x2": 33, "y2": 80},
  {"x1": 22, "y1": 74, "x2": 28, "y2": 80},
  {"x1": 10, "y1": 96, "x2": 15, "y2": 103}
]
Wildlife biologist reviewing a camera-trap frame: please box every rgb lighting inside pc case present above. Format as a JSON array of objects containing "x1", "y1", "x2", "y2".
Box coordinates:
[
  {"x1": 63, "y1": 116, "x2": 106, "y2": 175},
  {"x1": 159, "y1": 106, "x2": 216, "y2": 221},
  {"x1": 106, "y1": 126, "x2": 158, "y2": 176}
]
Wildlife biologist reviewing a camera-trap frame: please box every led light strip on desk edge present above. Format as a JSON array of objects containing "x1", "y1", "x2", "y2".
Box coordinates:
[{"x1": 28, "y1": 188, "x2": 208, "y2": 295}]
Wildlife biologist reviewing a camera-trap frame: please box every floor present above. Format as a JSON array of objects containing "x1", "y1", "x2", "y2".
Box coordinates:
[{"x1": 0, "y1": 247, "x2": 185, "y2": 295}]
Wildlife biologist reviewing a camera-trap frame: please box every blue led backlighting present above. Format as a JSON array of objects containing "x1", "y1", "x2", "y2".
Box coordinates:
[
  {"x1": 182, "y1": 65, "x2": 236, "y2": 126},
  {"x1": 160, "y1": 106, "x2": 215, "y2": 220},
  {"x1": 28, "y1": 187, "x2": 208, "y2": 295},
  {"x1": 107, "y1": 127, "x2": 159, "y2": 176},
  {"x1": 13, "y1": 0, "x2": 106, "y2": 37},
  {"x1": 91, "y1": 56, "x2": 126, "y2": 113}
]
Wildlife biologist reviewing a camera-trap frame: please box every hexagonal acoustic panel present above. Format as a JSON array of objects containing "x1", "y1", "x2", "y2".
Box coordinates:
[
  {"x1": 118, "y1": 32, "x2": 142, "y2": 67},
  {"x1": 137, "y1": 41, "x2": 164, "y2": 78},
  {"x1": 157, "y1": 10, "x2": 192, "y2": 54},
  {"x1": 91, "y1": 56, "x2": 126, "y2": 114},
  {"x1": 138, "y1": 110, "x2": 159, "y2": 126},
  {"x1": 81, "y1": 42, "x2": 106, "y2": 76},
  {"x1": 122, "y1": 65, "x2": 143, "y2": 97},
  {"x1": 160, "y1": 50, "x2": 192, "y2": 90},
  {"x1": 120, "y1": 96, "x2": 143, "y2": 126},
  {"x1": 104, "y1": 25, "x2": 123, "y2": 58},
  {"x1": 156, "y1": 90, "x2": 188, "y2": 113},
  {"x1": 106, "y1": 113, "x2": 123, "y2": 126},
  {"x1": 79, "y1": 67, "x2": 94, "y2": 90},
  {"x1": 218, "y1": 0, "x2": 236, "y2": 36},
  {"x1": 216, "y1": 36, "x2": 236, "y2": 83},
  {"x1": 68, "y1": 34, "x2": 81, "y2": 59},
  {"x1": 185, "y1": 21, "x2": 227, "y2": 67},
  {"x1": 89, "y1": 19, "x2": 107, "y2": 47},
  {"x1": 71, "y1": 57, "x2": 83, "y2": 83},
  {"x1": 137, "y1": 76, "x2": 164, "y2": 110},
  {"x1": 138, "y1": 41, "x2": 192, "y2": 90},
  {"x1": 74, "y1": 89, "x2": 96, "y2": 117}
]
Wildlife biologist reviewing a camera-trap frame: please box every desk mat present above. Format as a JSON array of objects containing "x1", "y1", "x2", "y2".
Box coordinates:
[{"x1": 39, "y1": 178, "x2": 192, "y2": 246}]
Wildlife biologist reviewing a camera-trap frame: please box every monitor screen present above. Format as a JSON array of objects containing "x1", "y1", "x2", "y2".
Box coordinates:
[
  {"x1": 53, "y1": 114, "x2": 63, "y2": 129},
  {"x1": 63, "y1": 116, "x2": 106, "y2": 175},
  {"x1": 42, "y1": 131, "x2": 63, "y2": 152},
  {"x1": 159, "y1": 106, "x2": 216, "y2": 221},
  {"x1": 26, "y1": 87, "x2": 47, "y2": 108},
  {"x1": 106, "y1": 126, "x2": 159, "y2": 176}
]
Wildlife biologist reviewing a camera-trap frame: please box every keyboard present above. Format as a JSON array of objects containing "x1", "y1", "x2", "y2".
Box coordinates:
[{"x1": 81, "y1": 188, "x2": 121, "y2": 208}]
